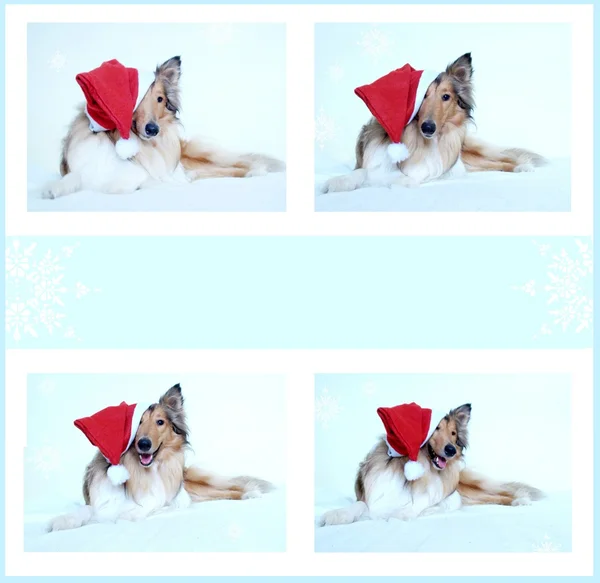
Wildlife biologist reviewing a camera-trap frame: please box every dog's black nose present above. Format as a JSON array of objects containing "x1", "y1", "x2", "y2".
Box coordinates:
[
  {"x1": 421, "y1": 120, "x2": 436, "y2": 136},
  {"x1": 444, "y1": 444, "x2": 457, "y2": 458},
  {"x1": 137, "y1": 438, "x2": 152, "y2": 452},
  {"x1": 144, "y1": 122, "x2": 159, "y2": 137}
]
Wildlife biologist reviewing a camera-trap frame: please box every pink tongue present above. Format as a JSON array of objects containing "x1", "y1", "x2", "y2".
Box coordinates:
[
  {"x1": 140, "y1": 454, "x2": 152, "y2": 465},
  {"x1": 436, "y1": 456, "x2": 447, "y2": 469}
]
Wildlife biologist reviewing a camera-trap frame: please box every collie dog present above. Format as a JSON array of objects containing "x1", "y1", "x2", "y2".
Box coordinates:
[
  {"x1": 319, "y1": 404, "x2": 543, "y2": 526},
  {"x1": 48, "y1": 384, "x2": 272, "y2": 531},
  {"x1": 323, "y1": 53, "x2": 546, "y2": 193},
  {"x1": 43, "y1": 56, "x2": 284, "y2": 198}
]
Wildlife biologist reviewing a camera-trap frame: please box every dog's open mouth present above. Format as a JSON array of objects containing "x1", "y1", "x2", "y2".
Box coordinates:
[
  {"x1": 138, "y1": 444, "x2": 161, "y2": 467},
  {"x1": 427, "y1": 443, "x2": 447, "y2": 470}
]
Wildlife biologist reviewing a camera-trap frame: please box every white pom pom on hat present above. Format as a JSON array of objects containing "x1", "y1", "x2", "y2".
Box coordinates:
[
  {"x1": 387, "y1": 142, "x2": 410, "y2": 163},
  {"x1": 107, "y1": 463, "x2": 131, "y2": 486},
  {"x1": 74, "y1": 400, "x2": 150, "y2": 486},
  {"x1": 115, "y1": 135, "x2": 140, "y2": 160}
]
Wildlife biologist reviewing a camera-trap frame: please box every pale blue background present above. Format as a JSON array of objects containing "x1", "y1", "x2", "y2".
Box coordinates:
[{"x1": 5, "y1": 236, "x2": 593, "y2": 349}]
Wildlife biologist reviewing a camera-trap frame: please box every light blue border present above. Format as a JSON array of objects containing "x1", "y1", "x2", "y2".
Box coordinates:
[{"x1": 3, "y1": 1, "x2": 598, "y2": 580}]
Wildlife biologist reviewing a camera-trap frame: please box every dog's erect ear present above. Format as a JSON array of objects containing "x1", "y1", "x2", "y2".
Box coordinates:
[
  {"x1": 446, "y1": 53, "x2": 473, "y2": 83},
  {"x1": 450, "y1": 403, "x2": 471, "y2": 449},
  {"x1": 159, "y1": 383, "x2": 184, "y2": 412},
  {"x1": 154, "y1": 57, "x2": 181, "y2": 113},
  {"x1": 155, "y1": 56, "x2": 181, "y2": 85},
  {"x1": 451, "y1": 403, "x2": 472, "y2": 427}
]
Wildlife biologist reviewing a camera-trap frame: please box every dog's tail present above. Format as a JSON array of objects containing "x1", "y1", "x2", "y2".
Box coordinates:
[
  {"x1": 180, "y1": 138, "x2": 285, "y2": 180},
  {"x1": 183, "y1": 466, "x2": 273, "y2": 502},
  {"x1": 462, "y1": 135, "x2": 547, "y2": 173},
  {"x1": 457, "y1": 468, "x2": 544, "y2": 507}
]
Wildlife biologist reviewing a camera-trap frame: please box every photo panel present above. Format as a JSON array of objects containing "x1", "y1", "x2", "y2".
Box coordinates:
[
  {"x1": 315, "y1": 22, "x2": 572, "y2": 212},
  {"x1": 27, "y1": 22, "x2": 286, "y2": 212},
  {"x1": 315, "y1": 373, "x2": 571, "y2": 553},
  {"x1": 24, "y1": 373, "x2": 287, "y2": 552}
]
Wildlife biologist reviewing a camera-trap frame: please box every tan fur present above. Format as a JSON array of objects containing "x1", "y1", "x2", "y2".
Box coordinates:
[
  {"x1": 355, "y1": 437, "x2": 461, "y2": 504},
  {"x1": 82, "y1": 385, "x2": 270, "y2": 508},
  {"x1": 48, "y1": 384, "x2": 272, "y2": 532},
  {"x1": 355, "y1": 410, "x2": 466, "y2": 504},
  {"x1": 458, "y1": 469, "x2": 544, "y2": 506},
  {"x1": 461, "y1": 136, "x2": 547, "y2": 173},
  {"x1": 53, "y1": 56, "x2": 284, "y2": 198},
  {"x1": 339, "y1": 53, "x2": 546, "y2": 193},
  {"x1": 321, "y1": 403, "x2": 542, "y2": 526}
]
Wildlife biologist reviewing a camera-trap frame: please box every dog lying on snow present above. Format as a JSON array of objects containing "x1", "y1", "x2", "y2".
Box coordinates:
[
  {"x1": 43, "y1": 56, "x2": 284, "y2": 198},
  {"x1": 319, "y1": 403, "x2": 543, "y2": 526},
  {"x1": 323, "y1": 53, "x2": 546, "y2": 194},
  {"x1": 48, "y1": 384, "x2": 272, "y2": 532}
]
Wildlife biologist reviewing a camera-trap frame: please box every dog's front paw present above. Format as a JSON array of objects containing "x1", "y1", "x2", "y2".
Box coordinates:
[
  {"x1": 41, "y1": 180, "x2": 66, "y2": 200},
  {"x1": 322, "y1": 175, "x2": 357, "y2": 194},
  {"x1": 102, "y1": 184, "x2": 138, "y2": 195},
  {"x1": 47, "y1": 513, "x2": 83, "y2": 532},
  {"x1": 511, "y1": 497, "x2": 532, "y2": 507},
  {"x1": 318, "y1": 508, "x2": 354, "y2": 527},
  {"x1": 514, "y1": 163, "x2": 535, "y2": 173},
  {"x1": 391, "y1": 175, "x2": 420, "y2": 189},
  {"x1": 119, "y1": 507, "x2": 151, "y2": 522},
  {"x1": 389, "y1": 508, "x2": 419, "y2": 521}
]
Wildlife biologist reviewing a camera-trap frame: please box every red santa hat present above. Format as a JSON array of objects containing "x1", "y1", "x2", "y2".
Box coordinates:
[
  {"x1": 74, "y1": 401, "x2": 149, "y2": 486},
  {"x1": 355, "y1": 64, "x2": 439, "y2": 163},
  {"x1": 377, "y1": 402, "x2": 445, "y2": 481},
  {"x1": 76, "y1": 59, "x2": 155, "y2": 160}
]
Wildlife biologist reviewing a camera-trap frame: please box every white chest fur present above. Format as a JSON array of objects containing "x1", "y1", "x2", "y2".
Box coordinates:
[
  {"x1": 366, "y1": 469, "x2": 446, "y2": 520},
  {"x1": 130, "y1": 464, "x2": 171, "y2": 510},
  {"x1": 402, "y1": 139, "x2": 446, "y2": 183}
]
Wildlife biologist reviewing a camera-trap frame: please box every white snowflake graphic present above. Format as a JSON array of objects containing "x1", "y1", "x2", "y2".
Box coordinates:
[
  {"x1": 315, "y1": 107, "x2": 336, "y2": 150},
  {"x1": 532, "y1": 239, "x2": 551, "y2": 257},
  {"x1": 75, "y1": 282, "x2": 91, "y2": 299},
  {"x1": 315, "y1": 387, "x2": 341, "y2": 428},
  {"x1": 48, "y1": 49, "x2": 66, "y2": 72},
  {"x1": 28, "y1": 445, "x2": 62, "y2": 479},
  {"x1": 532, "y1": 534, "x2": 562, "y2": 552},
  {"x1": 357, "y1": 27, "x2": 393, "y2": 62},
  {"x1": 511, "y1": 279, "x2": 536, "y2": 297},
  {"x1": 513, "y1": 239, "x2": 592, "y2": 339},
  {"x1": 328, "y1": 64, "x2": 345, "y2": 83},
  {"x1": 206, "y1": 24, "x2": 234, "y2": 45},
  {"x1": 5, "y1": 240, "x2": 36, "y2": 279},
  {"x1": 5, "y1": 300, "x2": 37, "y2": 342},
  {"x1": 5, "y1": 240, "x2": 100, "y2": 342}
]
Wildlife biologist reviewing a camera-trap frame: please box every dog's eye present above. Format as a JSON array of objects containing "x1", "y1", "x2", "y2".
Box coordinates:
[
  {"x1": 435, "y1": 426, "x2": 440, "y2": 431},
  {"x1": 157, "y1": 97, "x2": 164, "y2": 103},
  {"x1": 442, "y1": 94, "x2": 451, "y2": 102},
  {"x1": 156, "y1": 419, "x2": 164, "y2": 426},
  {"x1": 452, "y1": 431, "x2": 456, "y2": 436}
]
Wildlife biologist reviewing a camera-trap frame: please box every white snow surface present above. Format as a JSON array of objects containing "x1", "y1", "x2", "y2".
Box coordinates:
[
  {"x1": 27, "y1": 166, "x2": 286, "y2": 212},
  {"x1": 314, "y1": 490, "x2": 571, "y2": 552},
  {"x1": 25, "y1": 488, "x2": 286, "y2": 552},
  {"x1": 315, "y1": 157, "x2": 570, "y2": 212}
]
